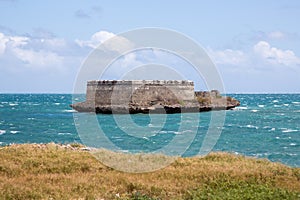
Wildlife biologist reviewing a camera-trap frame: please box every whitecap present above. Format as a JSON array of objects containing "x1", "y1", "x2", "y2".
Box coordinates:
[
  {"x1": 148, "y1": 124, "x2": 160, "y2": 128},
  {"x1": 251, "y1": 109, "x2": 258, "y2": 112},
  {"x1": 270, "y1": 128, "x2": 276, "y2": 131},
  {"x1": 258, "y1": 105, "x2": 265, "y2": 108},
  {"x1": 159, "y1": 130, "x2": 167, "y2": 134},
  {"x1": 0, "y1": 130, "x2": 6, "y2": 135},
  {"x1": 58, "y1": 132, "x2": 72, "y2": 135},
  {"x1": 292, "y1": 102, "x2": 300, "y2": 104},
  {"x1": 282, "y1": 129, "x2": 298, "y2": 133},
  {"x1": 111, "y1": 136, "x2": 121, "y2": 139},
  {"x1": 9, "y1": 103, "x2": 18, "y2": 106},
  {"x1": 181, "y1": 130, "x2": 193, "y2": 133},
  {"x1": 273, "y1": 100, "x2": 279, "y2": 103},
  {"x1": 10, "y1": 131, "x2": 19, "y2": 134},
  {"x1": 63, "y1": 109, "x2": 77, "y2": 113},
  {"x1": 283, "y1": 104, "x2": 289, "y2": 106},
  {"x1": 274, "y1": 105, "x2": 281, "y2": 107},
  {"x1": 246, "y1": 125, "x2": 259, "y2": 129},
  {"x1": 290, "y1": 143, "x2": 297, "y2": 146},
  {"x1": 275, "y1": 136, "x2": 280, "y2": 139},
  {"x1": 27, "y1": 118, "x2": 35, "y2": 120},
  {"x1": 235, "y1": 106, "x2": 248, "y2": 110},
  {"x1": 54, "y1": 103, "x2": 60, "y2": 105},
  {"x1": 173, "y1": 131, "x2": 182, "y2": 135}
]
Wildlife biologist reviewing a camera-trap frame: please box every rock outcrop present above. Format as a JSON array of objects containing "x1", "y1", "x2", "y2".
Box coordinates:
[{"x1": 70, "y1": 80, "x2": 240, "y2": 114}]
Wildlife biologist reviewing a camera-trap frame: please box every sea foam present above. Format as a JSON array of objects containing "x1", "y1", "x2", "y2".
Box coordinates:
[
  {"x1": 63, "y1": 109, "x2": 77, "y2": 113},
  {"x1": 282, "y1": 129, "x2": 298, "y2": 133},
  {"x1": 10, "y1": 131, "x2": 19, "y2": 134}
]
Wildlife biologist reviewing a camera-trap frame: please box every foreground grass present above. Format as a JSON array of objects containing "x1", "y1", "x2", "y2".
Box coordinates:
[{"x1": 0, "y1": 143, "x2": 299, "y2": 199}]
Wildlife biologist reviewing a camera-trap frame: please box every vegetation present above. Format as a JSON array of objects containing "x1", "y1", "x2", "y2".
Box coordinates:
[
  {"x1": 196, "y1": 96, "x2": 211, "y2": 105},
  {"x1": 0, "y1": 143, "x2": 299, "y2": 199}
]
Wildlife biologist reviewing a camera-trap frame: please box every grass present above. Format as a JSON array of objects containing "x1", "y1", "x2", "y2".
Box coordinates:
[{"x1": 0, "y1": 143, "x2": 299, "y2": 199}]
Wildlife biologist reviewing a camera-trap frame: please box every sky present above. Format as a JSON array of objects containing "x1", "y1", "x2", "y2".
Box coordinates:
[{"x1": 0, "y1": 0, "x2": 300, "y2": 93}]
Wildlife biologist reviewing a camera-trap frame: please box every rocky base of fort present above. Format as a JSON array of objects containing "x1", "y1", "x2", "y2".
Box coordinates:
[{"x1": 70, "y1": 90, "x2": 240, "y2": 114}]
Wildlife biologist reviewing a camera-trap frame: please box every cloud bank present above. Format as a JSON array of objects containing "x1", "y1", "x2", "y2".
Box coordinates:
[{"x1": 0, "y1": 29, "x2": 299, "y2": 93}]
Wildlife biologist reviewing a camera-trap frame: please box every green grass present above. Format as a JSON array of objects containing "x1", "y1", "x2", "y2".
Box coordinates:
[{"x1": 0, "y1": 144, "x2": 299, "y2": 199}]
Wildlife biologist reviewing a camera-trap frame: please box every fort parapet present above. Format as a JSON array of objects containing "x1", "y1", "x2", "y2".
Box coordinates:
[{"x1": 71, "y1": 80, "x2": 240, "y2": 114}]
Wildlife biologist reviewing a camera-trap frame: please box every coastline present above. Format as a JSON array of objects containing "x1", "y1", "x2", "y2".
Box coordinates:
[{"x1": 0, "y1": 143, "x2": 299, "y2": 199}]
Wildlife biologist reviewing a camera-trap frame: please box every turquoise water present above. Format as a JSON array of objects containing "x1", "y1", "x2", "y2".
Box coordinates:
[{"x1": 0, "y1": 94, "x2": 299, "y2": 167}]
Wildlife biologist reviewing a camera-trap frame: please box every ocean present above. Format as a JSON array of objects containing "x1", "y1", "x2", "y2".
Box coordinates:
[{"x1": 0, "y1": 94, "x2": 299, "y2": 167}]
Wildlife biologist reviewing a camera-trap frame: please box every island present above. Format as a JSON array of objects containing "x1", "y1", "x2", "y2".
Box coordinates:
[{"x1": 71, "y1": 80, "x2": 240, "y2": 114}]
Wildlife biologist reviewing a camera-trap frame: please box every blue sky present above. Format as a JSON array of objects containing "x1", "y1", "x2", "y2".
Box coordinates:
[{"x1": 0, "y1": 0, "x2": 300, "y2": 93}]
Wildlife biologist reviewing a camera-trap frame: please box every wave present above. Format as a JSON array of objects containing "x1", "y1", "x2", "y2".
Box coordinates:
[
  {"x1": 246, "y1": 125, "x2": 259, "y2": 129},
  {"x1": 0, "y1": 130, "x2": 6, "y2": 135},
  {"x1": 233, "y1": 106, "x2": 247, "y2": 110},
  {"x1": 292, "y1": 102, "x2": 300, "y2": 104},
  {"x1": 63, "y1": 109, "x2": 77, "y2": 113},
  {"x1": 282, "y1": 129, "x2": 298, "y2": 133},
  {"x1": 10, "y1": 131, "x2": 19, "y2": 134},
  {"x1": 58, "y1": 132, "x2": 72, "y2": 135}
]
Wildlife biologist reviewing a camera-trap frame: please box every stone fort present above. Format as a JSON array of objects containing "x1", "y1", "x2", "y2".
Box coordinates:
[{"x1": 71, "y1": 80, "x2": 239, "y2": 113}]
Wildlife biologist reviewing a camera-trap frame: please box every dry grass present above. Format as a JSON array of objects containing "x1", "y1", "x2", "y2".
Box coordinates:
[{"x1": 0, "y1": 143, "x2": 299, "y2": 199}]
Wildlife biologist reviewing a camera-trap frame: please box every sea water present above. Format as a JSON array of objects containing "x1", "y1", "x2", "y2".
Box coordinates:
[{"x1": 0, "y1": 94, "x2": 299, "y2": 167}]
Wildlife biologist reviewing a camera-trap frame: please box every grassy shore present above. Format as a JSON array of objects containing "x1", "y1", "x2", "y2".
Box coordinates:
[{"x1": 0, "y1": 143, "x2": 299, "y2": 199}]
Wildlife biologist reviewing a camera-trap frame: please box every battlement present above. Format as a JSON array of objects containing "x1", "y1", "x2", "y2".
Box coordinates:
[{"x1": 87, "y1": 80, "x2": 194, "y2": 86}]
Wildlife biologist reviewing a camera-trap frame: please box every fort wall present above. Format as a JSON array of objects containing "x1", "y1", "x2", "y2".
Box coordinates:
[{"x1": 86, "y1": 80, "x2": 195, "y2": 106}]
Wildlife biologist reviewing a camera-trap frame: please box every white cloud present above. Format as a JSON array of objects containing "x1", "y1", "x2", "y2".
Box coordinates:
[
  {"x1": 0, "y1": 33, "x2": 29, "y2": 55},
  {"x1": 76, "y1": 31, "x2": 115, "y2": 48},
  {"x1": 268, "y1": 31, "x2": 285, "y2": 39},
  {"x1": 12, "y1": 48, "x2": 63, "y2": 70},
  {"x1": 207, "y1": 48, "x2": 247, "y2": 65},
  {"x1": 253, "y1": 41, "x2": 300, "y2": 66},
  {"x1": 208, "y1": 41, "x2": 300, "y2": 71},
  {"x1": 0, "y1": 32, "x2": 80, "y2": 72},
  {"x1": 0, "y1": 32, "x2": 9, "y2": 54},
  {"x1": 75, "y1": 30, "x2": 134, "y2": 53}
]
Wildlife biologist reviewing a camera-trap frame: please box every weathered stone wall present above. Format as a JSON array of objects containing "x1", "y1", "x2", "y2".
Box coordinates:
[{"x1": 86, "y1": 80, "x2": 195, "y2": 106}]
